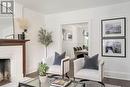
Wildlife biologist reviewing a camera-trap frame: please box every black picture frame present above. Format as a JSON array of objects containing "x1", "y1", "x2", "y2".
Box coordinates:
[
  {"x1": 101, "y1": 17, "x2": 126, "y2": 38},
  {"x1": 101, "y1": 38, "x2": 126, "y2": 58}
]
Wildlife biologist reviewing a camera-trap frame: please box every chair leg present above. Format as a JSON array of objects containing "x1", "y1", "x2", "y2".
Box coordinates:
[
  {"x1": 62, "y1": 74, "x2": 64, "y2": 79},
  {"x1": 98, "y1": 81, "x2": 105, "y2": 87},
  {"x1": 18, "y1": 83, "x2": 20, "y2": 87},
  {"x1": 73, "y1": 77, "x2": 76, "y2": 82},
  {"x1": 82, "y1": 83, "x2": 85, "y2": 87},
  {"x1": 65, "y1": 73, "x2": 69, "y2": 79}
]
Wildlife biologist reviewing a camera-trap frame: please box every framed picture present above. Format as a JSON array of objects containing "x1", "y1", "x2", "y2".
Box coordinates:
[
  {"x1": 101, "y1": 17, "x2": 126, "y2": 37},
  {"x1": 67, "y1": 33, "x2": 72, "y2": 40},
  {"x1": 1, "y1": 1, "x2": 14, "y2": 14},
  {"x1": 102, "y1": 38, "x2": 126, "y2": 57},
  {"x1": 62, "y1": 29, "x2": 73, "y2": 41}
]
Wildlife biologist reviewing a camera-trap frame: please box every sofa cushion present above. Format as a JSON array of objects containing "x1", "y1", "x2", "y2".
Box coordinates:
[
  {"x1": 83, "y1": 54, "x2": 99, "y2": 70},
  {"x1": 53, "y1": 52, "x2": 66, "y2": 65}
]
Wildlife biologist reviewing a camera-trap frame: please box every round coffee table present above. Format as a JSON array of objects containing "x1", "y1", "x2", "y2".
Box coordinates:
[{"x1": 80, "y1": 79, "x2": 105, "y2": 87}]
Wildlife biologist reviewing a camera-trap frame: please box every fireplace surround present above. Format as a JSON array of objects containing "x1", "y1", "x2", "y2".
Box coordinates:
[
  {"x1": 0, "y1": 39, "x2": 29, "y2": 76},
  {"x1": 0, "y1": 39, "x2": 29, "y2": 85}
]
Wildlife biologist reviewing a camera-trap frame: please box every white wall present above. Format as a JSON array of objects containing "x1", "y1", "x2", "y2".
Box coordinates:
[
  {"x1": 0, "y1": 26, "x2": 13, "y2": 38},
  {"x1": 44, "y1": 2, "x2": 130, "y2": 80},
  {"x1": 24, "y1": 8, "x2": 45, "y2": 74},
  {"x1": 14, "y1": 2, "x2": 45, "y2": 74}
]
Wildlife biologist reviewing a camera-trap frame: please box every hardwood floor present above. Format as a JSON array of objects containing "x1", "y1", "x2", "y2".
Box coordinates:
[
  {"x1": 104, "y1": 78, "x2": 130, "y2": 87},
  {"x1": 26, "y1": 72, "x2": 38, "y2": 78}
]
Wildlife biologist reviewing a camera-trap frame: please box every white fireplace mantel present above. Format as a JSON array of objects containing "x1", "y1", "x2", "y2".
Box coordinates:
[
  {"x1": 0, "y1": 46, "x2": 23, "y2": 82},
  {"x1": 0, "y1": 39, "x2": 29, "y2": 77}
]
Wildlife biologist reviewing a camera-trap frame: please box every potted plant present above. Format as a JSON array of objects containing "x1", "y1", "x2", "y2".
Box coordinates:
[
  {"x1": 38, "y1": 27, "x2": 53, "y2": 58},
  {"x1": 38, "y1": 62, "x2": 49, "y2": 83}
]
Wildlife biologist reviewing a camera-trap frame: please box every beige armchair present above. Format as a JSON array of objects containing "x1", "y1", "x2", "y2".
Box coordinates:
[
  {"x1": 74, "y1": 58, "x2": 104, "y2": 82},
  {"x1": 44, "y1": 56, "x2": 70, "y2": 77}
]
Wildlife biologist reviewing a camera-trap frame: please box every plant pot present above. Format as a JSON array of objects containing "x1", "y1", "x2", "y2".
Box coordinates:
[{"x1": 39, "y1": 76, "x2": 47, "y2": 83}]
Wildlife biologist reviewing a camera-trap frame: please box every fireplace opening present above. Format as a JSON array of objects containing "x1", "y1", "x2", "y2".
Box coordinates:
[{"x1": 0, "y1": 59, "x2": 11, "y2": 86}]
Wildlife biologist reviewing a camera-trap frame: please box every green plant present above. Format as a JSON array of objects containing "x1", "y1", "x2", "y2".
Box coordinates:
[
  {"x1": 38, "y1": 27, "x2": 53, "y2": 58},
  {"x1": 38, "y1": 62, "x2": 49, "y2": 76}
]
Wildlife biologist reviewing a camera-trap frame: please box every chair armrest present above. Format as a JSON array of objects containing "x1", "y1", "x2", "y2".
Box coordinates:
[
  {"x1": 74, "y1": 58, "x2": 84, "y2": 77},
  {"x1": 98, "y1": 59, "x2": 104, "y2": 70},
  {"x1": 98, "y1": 59, "x2": 104, "y2": 81},
  {"x1": 61, "y1": 56, "x2": 70, "y2": 62},
  {"x1": 61, "y1": 57, "x2": 70, "y2": 75}
]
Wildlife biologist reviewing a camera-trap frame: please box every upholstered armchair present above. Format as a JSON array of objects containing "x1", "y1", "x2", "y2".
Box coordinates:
[
  {"x1": 74, "y1": 58, "x2": 104, "y2": 82},
  {"x1": 44, "y1": 56, "x2": 70, "y2": 77}
]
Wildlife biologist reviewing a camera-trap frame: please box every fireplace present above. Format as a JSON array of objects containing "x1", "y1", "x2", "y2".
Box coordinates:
[
  {"x1": 0, "y1": 39, "x2": 29, "y2": 86},
  {"x1": 0, "y1": 59, "x2": 11, "y2": 86}
]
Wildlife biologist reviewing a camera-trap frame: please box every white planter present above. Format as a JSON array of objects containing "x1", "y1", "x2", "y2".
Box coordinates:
[{"x1": 39, "y1": 76, "x2": 47, "y2": 83}]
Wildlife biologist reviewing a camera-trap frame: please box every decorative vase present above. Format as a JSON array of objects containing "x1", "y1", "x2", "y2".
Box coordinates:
[
  {"x1": 21, "y1": 32, "x2": 25, "y2": 40},
  {"x1": 18, "y1": 34, "x2": 22, "y2": 40},
  {"x1": 18, "y1": 32, "x2": 25, "y2": 40},
  {"x1": 39, "y1": 76, "x2": 47, "y2": 83}
]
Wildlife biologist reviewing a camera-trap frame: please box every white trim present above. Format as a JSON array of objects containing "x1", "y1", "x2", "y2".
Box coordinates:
[
  {"x1": 87, "y1": 19, "x2": 92, "y2": 56},
  {"x1": 105, "y1": 71, "x2": 130, "y2": 80}
]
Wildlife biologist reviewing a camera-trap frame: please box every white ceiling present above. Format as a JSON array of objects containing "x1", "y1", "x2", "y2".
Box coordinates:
[{"x1": 16, "y1": 0, "x2": 130, "y2": 14}]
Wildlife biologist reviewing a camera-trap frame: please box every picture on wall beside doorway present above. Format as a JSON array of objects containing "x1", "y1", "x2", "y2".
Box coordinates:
[
  {"x1": 102, "y1": 38, "x2": 126, "y2": 57},
  {"x1": 101, "y1": 17, "x2": 126, "y2": 58},
  {"x1": 101, "y1": 17, "x2": 126, "y2": 37}
]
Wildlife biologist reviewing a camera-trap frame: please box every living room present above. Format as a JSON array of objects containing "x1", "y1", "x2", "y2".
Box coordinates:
[{"x1": 0, "y1": 0, "x2": 130, "y2": 87}]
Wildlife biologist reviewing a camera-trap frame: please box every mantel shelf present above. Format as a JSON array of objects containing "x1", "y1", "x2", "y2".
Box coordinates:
[{"x1": 0, "y1": 39, "x2": 30, "y2": 46}]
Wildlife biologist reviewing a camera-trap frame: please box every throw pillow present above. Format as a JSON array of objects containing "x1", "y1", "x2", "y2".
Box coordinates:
[
  {"x1": 53, "y1": 52, "x2": 66, "y2": 65},
  {"x1": 83, "y1": 54, "x2": 99, "y2": 70}
]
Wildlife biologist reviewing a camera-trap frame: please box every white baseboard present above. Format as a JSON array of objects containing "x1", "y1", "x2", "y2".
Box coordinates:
[{"x1": 104, "y1": 71, "x2": 130, "y2": 80}]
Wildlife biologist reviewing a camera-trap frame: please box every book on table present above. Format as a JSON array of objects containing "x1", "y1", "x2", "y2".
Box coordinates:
[{"x1": 50, "y1": 79, "x2": 71, "y2": 87}]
